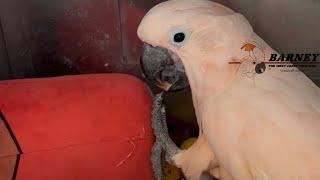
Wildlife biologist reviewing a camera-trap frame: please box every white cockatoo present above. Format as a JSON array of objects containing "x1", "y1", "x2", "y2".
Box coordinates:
[{"x1": 138, "y1": 0, "x2": 320, "y2": 179}]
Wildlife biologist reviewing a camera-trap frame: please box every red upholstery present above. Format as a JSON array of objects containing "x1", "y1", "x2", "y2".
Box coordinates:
[{"x1": 0, "y1": 74, "x2": 154, "y2": 180}]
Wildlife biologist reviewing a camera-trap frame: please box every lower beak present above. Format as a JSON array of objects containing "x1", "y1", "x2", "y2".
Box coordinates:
[{"x1": 140, "y1": 43, "x2": 189, "y2": 91}]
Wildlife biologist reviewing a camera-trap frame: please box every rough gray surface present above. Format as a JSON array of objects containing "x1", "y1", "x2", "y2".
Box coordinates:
[{"x1": 151, "y1": 92, "x2": 180, "y2": 180}]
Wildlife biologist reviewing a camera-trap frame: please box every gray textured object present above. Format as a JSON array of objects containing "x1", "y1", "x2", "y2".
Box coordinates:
[
  {"x1": 151, "y1": 92, "x2": 180, "y2": 180},
  {"x1": 151, "y1": 93, "x2": 216, "y2": 180}
]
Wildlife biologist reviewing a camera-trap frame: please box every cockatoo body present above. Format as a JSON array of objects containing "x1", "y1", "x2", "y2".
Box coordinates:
[{"x1": 138, "y1": 0, "x2": 320, "y2": 179}]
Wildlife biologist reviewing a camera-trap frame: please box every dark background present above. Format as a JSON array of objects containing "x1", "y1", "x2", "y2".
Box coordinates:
[{"x1": 0, "y1": 0, "x2": 319, "y2": 144}]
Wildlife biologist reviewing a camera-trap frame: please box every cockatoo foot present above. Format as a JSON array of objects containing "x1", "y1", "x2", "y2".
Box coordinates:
[{"x1": 173, "y1": 135, "x2": 219, "y2": 180}]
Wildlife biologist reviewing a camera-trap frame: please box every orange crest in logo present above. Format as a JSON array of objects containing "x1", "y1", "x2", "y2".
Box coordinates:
[{"x1": 241, "y1": 43, "x2": 256, "y2": 52}]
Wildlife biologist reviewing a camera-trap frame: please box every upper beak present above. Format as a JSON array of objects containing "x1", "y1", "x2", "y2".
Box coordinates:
[{"x1": 140, "y1": 43, "x2": 189, "y2": 91}]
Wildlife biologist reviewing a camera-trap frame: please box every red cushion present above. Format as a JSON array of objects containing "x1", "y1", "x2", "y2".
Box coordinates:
[{"x1": 0, "y1": 74, "x2": 154, "y2": 180}]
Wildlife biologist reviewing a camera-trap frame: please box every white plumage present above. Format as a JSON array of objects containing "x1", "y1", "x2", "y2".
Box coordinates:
[{"x1": 138, "y1": 0, "x2": 320, "y2": 179}]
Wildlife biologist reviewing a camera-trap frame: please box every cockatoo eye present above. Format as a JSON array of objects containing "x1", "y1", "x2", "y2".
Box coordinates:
[
  {"x1": 174, "y1": 33, "x2": 185, "y2": 43},
  {"x1": 168, "y1": 27, "x2": 189, "y2": 47}
]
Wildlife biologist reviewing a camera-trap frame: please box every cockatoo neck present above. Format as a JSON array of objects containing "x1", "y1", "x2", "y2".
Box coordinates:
[
  {"x1": 181, "y1": 35, "x2": 275, "y2": 115},
  {"x1": 181, "y1": 54, "x2": 241, "y2": 114}
]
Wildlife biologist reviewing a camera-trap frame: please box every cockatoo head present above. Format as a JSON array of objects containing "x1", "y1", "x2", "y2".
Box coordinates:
[{"x1": 138, "y1": 0, "x2": 254, "y2": 94}]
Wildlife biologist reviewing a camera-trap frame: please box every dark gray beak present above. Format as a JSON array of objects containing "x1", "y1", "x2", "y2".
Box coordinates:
[{"x1": 140, "y1": 43, "x2": 189, "y2": 91}]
